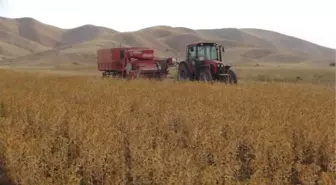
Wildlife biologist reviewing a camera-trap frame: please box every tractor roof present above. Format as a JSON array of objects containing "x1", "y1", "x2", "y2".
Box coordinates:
[{"x1": 187, "y1": 42, "x2": 217, "y2": 47}]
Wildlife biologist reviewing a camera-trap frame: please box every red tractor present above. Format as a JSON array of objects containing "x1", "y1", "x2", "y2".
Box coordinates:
[
  {"x1": 177, "y1": 42, "x2": 237, "y2": 84},
  {"x1": 97, "y1": 47, "x2": 176, "y2": 80}
]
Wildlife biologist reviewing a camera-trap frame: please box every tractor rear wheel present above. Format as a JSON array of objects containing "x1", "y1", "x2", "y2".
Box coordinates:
[{"x1": 177, "y1": 63, "x2": 189, "y2": 81}]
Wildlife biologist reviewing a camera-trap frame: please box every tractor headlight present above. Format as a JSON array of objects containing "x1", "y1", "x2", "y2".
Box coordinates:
[{"x1": 217, "y1": 63, "x2": 224, "y2": 73}]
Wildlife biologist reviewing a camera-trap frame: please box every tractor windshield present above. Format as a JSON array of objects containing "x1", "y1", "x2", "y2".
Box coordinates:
[{"x1": 197, "y1": 45, "x2": 218, "y2": 61}]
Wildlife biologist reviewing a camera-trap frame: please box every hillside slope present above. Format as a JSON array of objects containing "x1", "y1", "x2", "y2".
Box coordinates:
[
  {"x1": 0, "y1": 16, "x2": 117, "y2": 60},
  {"x1": 0, "y1": 16, "x2": 334, "y2": 66},
  {"x1": 241, "y1": 28, "x2": 335, "y2": 58}
]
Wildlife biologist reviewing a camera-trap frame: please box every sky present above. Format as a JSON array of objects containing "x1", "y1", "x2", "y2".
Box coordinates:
[{"x1": 0, "y1": 0, "x2": 335, "y2": 49}]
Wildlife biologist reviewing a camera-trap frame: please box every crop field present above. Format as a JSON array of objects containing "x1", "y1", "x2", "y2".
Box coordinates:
[{"x1": 0, "y1": 68, "x2": 335, "y2": 185}]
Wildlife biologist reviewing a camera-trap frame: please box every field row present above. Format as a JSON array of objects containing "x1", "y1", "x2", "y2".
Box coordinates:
[{"x1": 0, "y1": 69, "x2": 335, "y2": 185}]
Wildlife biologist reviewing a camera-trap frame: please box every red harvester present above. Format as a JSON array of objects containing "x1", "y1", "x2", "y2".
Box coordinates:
[{"x1": 97, "y1": 47, "x2": 176, "y2": 80}]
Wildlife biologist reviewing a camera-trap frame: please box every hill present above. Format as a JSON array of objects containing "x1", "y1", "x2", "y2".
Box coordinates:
[
  {"x1": 0, "y1": 16, "x2": 117, "y2": 61},
  {"x1": 0, "y1": 16, "x2": 334, "y2": 66}
]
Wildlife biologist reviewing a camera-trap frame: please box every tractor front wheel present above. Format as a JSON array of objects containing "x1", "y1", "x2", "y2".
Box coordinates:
[
  {"x1": 228, "y1": 69, "x2": 238, "y2": 84},
  {"x1": 221, "y1": 69, "x2": 237, "y2": 84}
]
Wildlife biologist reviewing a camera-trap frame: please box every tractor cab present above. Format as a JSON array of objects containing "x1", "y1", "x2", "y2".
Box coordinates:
[{"x1": 186, "y1": 42, "x2": 224, "y2": 63}]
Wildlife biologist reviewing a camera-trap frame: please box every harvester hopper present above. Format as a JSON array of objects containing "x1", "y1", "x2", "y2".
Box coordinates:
[{"x1": 97, "y1": 47, "x2": 176, "y2": 80}]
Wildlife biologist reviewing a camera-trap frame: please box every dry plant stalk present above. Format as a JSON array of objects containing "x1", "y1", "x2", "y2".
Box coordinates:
[{"x1": 0, "y1": 70, "x2": 335, "y2": 185}]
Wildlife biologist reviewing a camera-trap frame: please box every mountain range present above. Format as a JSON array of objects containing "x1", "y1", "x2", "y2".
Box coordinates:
[{"x1": 0, "y1": 16, "x2": 335, "y2": 67}]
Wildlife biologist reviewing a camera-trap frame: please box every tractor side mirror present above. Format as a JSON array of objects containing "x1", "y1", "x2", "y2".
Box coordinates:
[
  {"x1": 218, "y1": 45, "x2": 224, "y2": 52},
  {"x1": 189, "y1": 47, "x2": 194, "y2": 52}
]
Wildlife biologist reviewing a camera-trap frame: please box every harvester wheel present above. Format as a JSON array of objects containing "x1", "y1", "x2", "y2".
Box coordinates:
[
  {"x1": 108, "y1": 72, "x2": 120, "y2": 80},
  {"x1": 177, "y1": 63, "x2": 189, "y2": 81},
  {"x1": 135, "y1": 70, "x2": 142, "y2": 79},
  {"x1": 114, "y1": 72, "x2": 122, "y2": 79},
  {"x1": 102, "y1": 72, "x2": 109, "y2": 78},
  {"x1": 155, "y1": 73, "x2": 165, "y2": 81}
]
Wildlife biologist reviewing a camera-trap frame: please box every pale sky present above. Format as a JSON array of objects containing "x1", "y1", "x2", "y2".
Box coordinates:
[{"x1": 0, "y1": 0, "x2": 335, "y2": 49}]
